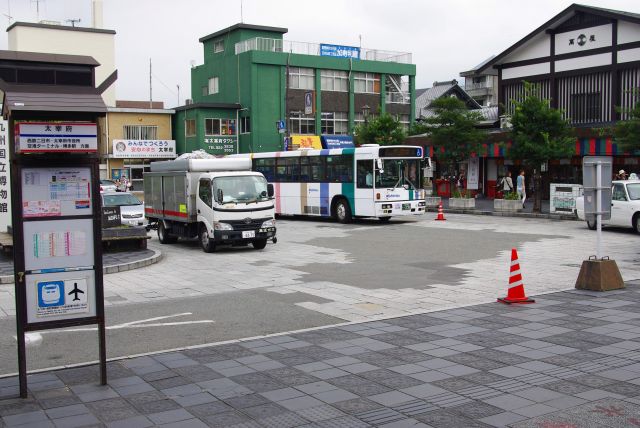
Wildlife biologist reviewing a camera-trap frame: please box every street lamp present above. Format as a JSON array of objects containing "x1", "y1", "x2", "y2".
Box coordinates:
[{"x1": 362, "y1": 104, "x2": 370, "y2": 124}]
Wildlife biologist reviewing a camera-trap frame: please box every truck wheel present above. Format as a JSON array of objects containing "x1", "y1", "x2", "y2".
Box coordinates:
[
  {"x1": 252, "y1": 239, "x2": 267, "y2": 250},
  {"x1": 586, "y1": 219, "x2": 597, "y2": 230},
  {"x1": 379, "y1": 217, "x2": 391, "y2": 223},
  {"x1": 333, "y1": 198, "x2": 352, "y2": 224},
  {"x1": 158, "y1": 222, "x2": 177, "y2": 244},
  {"x1": 199, "y1": 226, "x2": 216, "y2": 253}
]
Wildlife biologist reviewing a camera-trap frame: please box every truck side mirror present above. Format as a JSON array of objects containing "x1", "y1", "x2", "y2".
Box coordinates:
[
  {"x1": 267, "y1": 183, "x2": 274, "y2": 198},
  {"x1": 216, "y1": 189, "x2": 224, "y2": 203},
  {"x1": 376, "y1": 159, "x2": 384, "y2": 174}
]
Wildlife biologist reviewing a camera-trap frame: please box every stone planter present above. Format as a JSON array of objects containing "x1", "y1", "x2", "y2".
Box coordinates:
[
  {"x1": 424, "y1": 196, "x2": 441, "y2": 208},
  {"x1": 449, "y1": 198, "x2": 475, "y2": 209},
  {"x1": 494, "y1": 198, "x2": 523, "y2": 212}
]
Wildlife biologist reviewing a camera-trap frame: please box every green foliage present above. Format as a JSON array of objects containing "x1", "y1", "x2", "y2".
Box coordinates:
[
  {"x1": 451, "y1": 189, "x2": 471, "y2": 199},
  {"x1": 504, "y1": 192, "x2": 521, "y2": 200},
  {"x1": 615, "y1": 90, "x2": 640, "y2": 153},
  {"x1": 354, "y1": 113, "x2": 406, "y2": 146},
  {"x1": 507, "y1": 82, "x2": 574, "y2": 167},
  {"x1": 420, "y1": 97, "x2": 484, "y2": 168}
]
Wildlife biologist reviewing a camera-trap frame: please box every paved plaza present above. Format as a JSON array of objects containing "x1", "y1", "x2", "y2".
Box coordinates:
[{"x1": 3, "y1": 283, "x2": 640, "y2": 427}]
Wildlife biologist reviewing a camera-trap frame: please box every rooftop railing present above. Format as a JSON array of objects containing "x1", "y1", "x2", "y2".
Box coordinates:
[{"x1": 235, "y1": 37, "x2": 412, "y2": 64}]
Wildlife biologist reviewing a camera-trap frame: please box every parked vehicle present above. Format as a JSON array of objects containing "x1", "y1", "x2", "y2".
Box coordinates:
[
  {"x1": 101, "y1": 192, "x2": 146, "y2": 227},
  {"x1": 575, "y1": 180, "x2": 640, "y2": 233},
  {"x1": 100, "y1": 179, "x2": 118, "y2": 193},
  {"x1": 144, "y1": 158, "x2": 276, "y2": 252}
]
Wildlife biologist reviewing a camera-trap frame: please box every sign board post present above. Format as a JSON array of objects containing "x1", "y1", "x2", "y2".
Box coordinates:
[
  {"x1": 575, "y1": 156, "x2": 624, "y2": 292},
  {"x1": 11, "y1": 121, "x2": 106, "y2": 398}
]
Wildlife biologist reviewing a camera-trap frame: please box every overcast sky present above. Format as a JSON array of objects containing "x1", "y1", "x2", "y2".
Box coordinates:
[{"x1": 0, "y1": 0, "x2": 638, "y2": 108}]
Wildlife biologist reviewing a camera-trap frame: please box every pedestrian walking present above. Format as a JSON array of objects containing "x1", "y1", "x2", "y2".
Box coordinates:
[
  {"x1": 517, "y1": 170, "x2": 526, "y2": 208},
  {"x1": 616, "y1": 169, "x2": 628, "y2": 180}
]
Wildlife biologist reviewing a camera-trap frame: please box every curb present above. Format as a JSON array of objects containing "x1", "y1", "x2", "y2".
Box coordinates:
[
  {"x1": 426, "y1": 206, "x2": 578, "y2": 221},
  {"x1": 0, "y1": 249, "x2": 163, "y2": 284}
]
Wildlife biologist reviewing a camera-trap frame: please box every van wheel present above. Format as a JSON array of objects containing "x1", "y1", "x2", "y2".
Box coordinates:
[
  {"x1": 634, "y1": 214, "x2": 640, "y2": 234},
  {"x1": 158, "y1": 222, "x2": 177, "y2": 244},
  {"x1": 199, "y1": 226, "x2": 216, "y2": 253},
  {"x1": 586, "y1": 219, "x2": 597, "y2": 230},
  {"x1": 333, "y1": 198, "x2": 352, "y2": 224},
  {"x1": 253, "y1": 239, "x2": 267, "y2": 250}
]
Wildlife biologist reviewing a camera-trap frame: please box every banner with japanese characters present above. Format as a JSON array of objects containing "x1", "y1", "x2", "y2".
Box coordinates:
[
  {"x1": 15, "y1": 122, "x2": 97, "y2": 153},
  {"x1": 112, "y1": 140, "x2": 176, "y2": 158},
  {"x1": 203, "y1": 136, "x2": 238, "y2": 155},
  {"x1": 0, "y1": 120, "x2": 10, "y2": 232}
]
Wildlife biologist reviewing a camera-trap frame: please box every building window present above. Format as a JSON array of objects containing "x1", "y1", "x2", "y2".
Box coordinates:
[
  {"x1": 123, "y1": 125, "x2": 158, "y2": 140},
  {"x1": 570, "y1": 93, "x2": 601, "y2": 123},
  {"x1": 240, "y1": 116, "x2": 251, "y2": 134},
  {"x1": 205, "y1": 118, "x2": 236, "y2": 136},
  {"x1": 289, "y1": 67, "x2": 315, "y2": 90},
  {"x1": 321, "y1": 70, "x2": 348, "y2": 92},
  {"x1": 185, "y1": 119, "x2": 196, "y2": 137},
  {"x1": 213, "y1": 39, "x2": 224, "y2": 53},
  {"x1": 289, "y1": 111, "x2": 315, "y2": 134},
  {"x1": 354, "y1": 72, "x2": 380, "y2": 94},
  {"x1": 208, "y1": 77, "x2": 219, "y2": 95},
  {"x1": 321, "y1": 112, "x2": 348, "y2": 135},
  {"x1": 201, "y1": 86, "x2": 207, "y2": 96}
]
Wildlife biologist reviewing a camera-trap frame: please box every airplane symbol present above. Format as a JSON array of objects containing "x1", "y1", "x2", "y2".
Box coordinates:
[{"x1": 67, "y1": 282, "x2": 84, "y2": 301}]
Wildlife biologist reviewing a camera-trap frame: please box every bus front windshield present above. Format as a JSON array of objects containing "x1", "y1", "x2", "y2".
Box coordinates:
[
  {"x1": 213, "y1": 176, "x2": 269, "y2": 204},
  {"x1": 376, "y1": 159, "x2": 421, "y2": 190}
]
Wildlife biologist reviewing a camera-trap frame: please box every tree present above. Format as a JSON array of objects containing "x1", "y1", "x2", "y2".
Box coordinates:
[
  {"x1": 507, "y1": 82, "x2": 574, "y2": 212},
  {"x1": 615, "y1": 90, "x2": 640, "y2": 154},
  {"x1": 419, "y1": 97, "x2": 484, "y2": 187},
  {"x1": 354, "y1": 113, "x2": 406, "y2": 146}
]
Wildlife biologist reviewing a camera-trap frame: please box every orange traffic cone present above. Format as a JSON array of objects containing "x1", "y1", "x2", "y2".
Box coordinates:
[
  {"x1": 435, "y1": 201, "x2": 446, "y2": 221},
  {"x1": 497, "y1": 248, "x2": 535, "y2": 304}
]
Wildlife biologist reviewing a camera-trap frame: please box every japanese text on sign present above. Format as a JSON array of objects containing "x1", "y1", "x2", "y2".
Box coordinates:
[
  {"x1": 15, "y1": 122, "x2": 98, "y2": 153},
  {"x1": 0, "y1": 120, "x2": 10, "y2": 230},
  {"x1": 204, "y1": 137, "x2": 237, "y2": 155},
  {"x1": 112, "y1": 140, "x2": 177, "y2": 159}
]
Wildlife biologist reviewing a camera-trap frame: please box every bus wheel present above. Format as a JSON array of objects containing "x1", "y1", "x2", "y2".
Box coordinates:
[
  {"x1": 199, "y1": 225, "x2": 216, "y2": 253},
  {"x1": 158, "y1": 222, "x2": 177, "y2": 244},
  {"x1": 252, "y1": 239, "x2": 267, "y2": 250},
  {"x1": 379, "y1": 217, "x2": 391, "y2": 223},
  {"x1": 334, "y1": 198, "x2": 352, "y2": 224}
]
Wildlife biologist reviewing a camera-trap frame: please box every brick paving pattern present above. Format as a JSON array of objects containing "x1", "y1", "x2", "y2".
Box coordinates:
[{"x1": 3, "y1": 282, "x2": 640, "y2": 427}]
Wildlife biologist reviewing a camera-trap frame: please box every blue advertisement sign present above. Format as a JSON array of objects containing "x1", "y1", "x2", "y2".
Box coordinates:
[
  {"x1": 321, "y1": 135, "x2": 355, "y2": 149},
  {"x1": 320, "y1": 44, "x2": 360, "y2": 59}
]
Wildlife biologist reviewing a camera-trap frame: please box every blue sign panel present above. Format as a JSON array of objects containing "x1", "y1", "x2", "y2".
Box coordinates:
[
  {"x1": 321, "y1": 135, "x2": 355, "y2": 149},
  {"x1": 276, "y1": 120, "x2": 286, "y2": 130},
  {"x1": 320, "y1": 44, "x2": 360, "y2": 59},
  {"x1": 37, "y1": 281, "x2": 64, "y2": 307}
]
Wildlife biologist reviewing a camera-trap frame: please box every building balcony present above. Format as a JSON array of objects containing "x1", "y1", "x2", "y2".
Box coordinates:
[
  {"x1": 386, "y1": 92, "x2": 410, "y2": 104},
  {"x1": 235, "y1": 37, "x2": 412, "y2": 64}
]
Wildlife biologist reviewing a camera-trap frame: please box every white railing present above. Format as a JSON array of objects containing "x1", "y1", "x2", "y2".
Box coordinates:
[
  {"x1": 386, "y1": 92, "x2": 410, "y2": 104},
  {"x1": 465, "y1": 81, "x2": 490, "y2": 91},
  {"x1": 235, "y1": 37, "x2": 412, "y2": 64}
]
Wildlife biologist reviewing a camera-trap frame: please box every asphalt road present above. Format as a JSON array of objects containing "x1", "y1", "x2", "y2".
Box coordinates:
[{"x1": 2, "y1": 214, "x2": 638, "y2": 375}]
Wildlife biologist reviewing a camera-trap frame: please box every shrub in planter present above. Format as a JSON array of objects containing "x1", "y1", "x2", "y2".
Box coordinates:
[
  {"x1": 449, "y1": 189, "x2": 475, "y2": 209},
  {"x1": 494, "y1": 192, "x2": 523, "y2": 211}
]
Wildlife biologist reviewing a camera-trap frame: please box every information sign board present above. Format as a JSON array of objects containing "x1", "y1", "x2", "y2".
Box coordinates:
[
  {"x1": 112, "y1": 140, "x2": 176, "y2": 159},
  {"x1": 22, "y1": 167, "x2": 92, "y2": 217},
  {"x1": 583, "y1": 156, "x2": 612, "y2": 220},
  {"x1": 102, "y1": 206, "x2": 121, "y2": 228},
  {"x1": 320, "y1": 43, "x2": 360, "y2": 59},
  {"x1": 0, "y1": 120, "x2": 10, "y2": 232},
  {"x1": 15, "y1": 122, "x2": 98, "y2": 153},
  {"x1": 25, "y1": 270, "x2": 96, "y2": 323}
]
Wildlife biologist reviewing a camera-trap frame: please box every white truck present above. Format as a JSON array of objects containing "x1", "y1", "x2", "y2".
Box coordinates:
[{"x1": 144, "y1": 158, "x2": 276, "y2": 252}]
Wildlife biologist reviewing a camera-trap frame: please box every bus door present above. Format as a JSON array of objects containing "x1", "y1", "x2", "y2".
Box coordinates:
[{"x1": 355, "y1": 159, "x2": 375, "y2": 217}]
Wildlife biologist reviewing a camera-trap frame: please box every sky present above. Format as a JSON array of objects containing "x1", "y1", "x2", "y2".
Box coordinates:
[{"x1": 0, "y1": 0, "x2": 638, "y2": 108}]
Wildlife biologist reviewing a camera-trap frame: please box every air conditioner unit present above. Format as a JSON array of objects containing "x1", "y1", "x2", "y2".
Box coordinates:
[
  {"x1": 185, "y1": 99, "x2": 193, "y2": 105},
  {"x1": 500, "y1": 115, "x2": 512, "y2": 130}
]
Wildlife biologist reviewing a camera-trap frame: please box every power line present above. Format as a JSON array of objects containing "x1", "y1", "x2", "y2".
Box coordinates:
[{"x1": 151, "y1": 72, "x2": 179, "y2": 96}]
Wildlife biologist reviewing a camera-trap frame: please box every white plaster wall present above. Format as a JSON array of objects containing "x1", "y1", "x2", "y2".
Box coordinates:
[
  {"x1": 554, "y1": 24, "x2": 612, "y2": 55},
  {"x1": 554, "y1": 52, "x2": 612, "y2": 72},
  {"x1": 502, "y1": 62, "x2": 550, "y2": 80},
  {"x1": 618, "y1": 20, "x2": 640, "y2": 44},
  {"x1": 618, "y1": 47, "x2": 640, "y2": 64},
  {"x1": 502, "y1": 32, "x2": 550, "y2": 63},
  {"x1": 8, "y1": 26, "x2": 116, "y2": 106}
]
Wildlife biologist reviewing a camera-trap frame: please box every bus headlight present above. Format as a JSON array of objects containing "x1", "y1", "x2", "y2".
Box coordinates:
[
  {"x1": 214, "y1": 222, "x2": 234, "y2": 231},
  {"x1": 418, "y1": 201, "x2": 426, "y2": 207},
  {"x1": 261, "y1": 219, "x2": 276, "y2": 228}
]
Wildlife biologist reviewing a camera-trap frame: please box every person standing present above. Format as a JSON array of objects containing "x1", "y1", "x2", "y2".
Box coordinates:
[
  {"x1": 502, "y1": 171, "x2": 514, "y2": 195},
  {"x1": 517, "y1": 170, "x2": 526, "y2": 208}
]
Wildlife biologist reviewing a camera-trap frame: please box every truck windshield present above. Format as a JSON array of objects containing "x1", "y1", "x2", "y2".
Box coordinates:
[
  {"x1": 213, "y1": 176, "x2": 269, "y2": 204},
  {"x1": 376, "y1": 159, "x2": 421, "y2": 190}
]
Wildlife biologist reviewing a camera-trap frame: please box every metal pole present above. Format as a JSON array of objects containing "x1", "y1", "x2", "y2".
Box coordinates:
[{"x1": 596, "y1": 162, "x2": 602, "y2": 259}]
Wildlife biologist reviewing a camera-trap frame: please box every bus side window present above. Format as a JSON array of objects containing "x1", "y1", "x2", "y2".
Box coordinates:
[
  {"x1": 310, "y1": 157, "x2": 325, "y2": 182},
  {"x1": 254, "y1": 158, "x2": 275, "y2": 182},
  {"x1": 276, "y1": 158, "x2": 287, "y2": 182},
  {"x1": 300, "y1": 157, "x2": 310, "y2": 182},
  {"x1": 357, "y1": 160, "x2": 373, "y2": 188}
]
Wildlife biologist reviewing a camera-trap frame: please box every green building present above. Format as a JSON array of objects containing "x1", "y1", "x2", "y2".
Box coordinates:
[{"x1": 174, "y1": 23, "x2": 416, "y2": 155}]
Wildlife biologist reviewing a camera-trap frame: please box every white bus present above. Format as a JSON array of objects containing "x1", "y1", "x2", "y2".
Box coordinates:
[{"x1": 240, "y1": 145, "x2": 429, "y2": 223}]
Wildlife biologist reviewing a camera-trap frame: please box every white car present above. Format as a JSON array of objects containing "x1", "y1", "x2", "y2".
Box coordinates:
[
  {"x1": 101, "y1": 192, "x2": 146, "y2": 227},
  {"x1": 100, "y1": 179, "x2": 118, "y2": 193},
  {"x1": 575, "y1": 180, "x2": 640, "y2": 233}
]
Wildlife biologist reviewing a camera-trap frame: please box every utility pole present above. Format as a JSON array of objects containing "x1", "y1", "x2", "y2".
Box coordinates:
[
  {"x1": 240, "y1": 0, "x2": 243, "y2": 23},
  {"x1": 149, "y1": 58, "x2": 152, "y2": 108},
  {"x1": 176, "y1": 84, "x2": 180, "y2": 107},
  {"x1": 31, "y1": 0, "x2": 42, "y2": 22}
]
